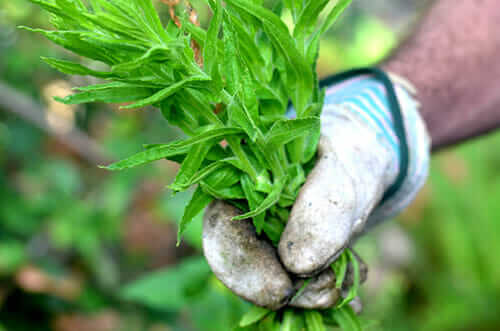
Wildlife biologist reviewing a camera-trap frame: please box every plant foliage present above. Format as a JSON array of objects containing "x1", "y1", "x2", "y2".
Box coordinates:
[{"x1": 26, "y1": 0, "x2": 355, "y2": 329}]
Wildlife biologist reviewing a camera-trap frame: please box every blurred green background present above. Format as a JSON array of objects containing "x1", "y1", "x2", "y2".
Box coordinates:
[{"x1": 1, "y1": 0, "x2": 499, "y2": 330}]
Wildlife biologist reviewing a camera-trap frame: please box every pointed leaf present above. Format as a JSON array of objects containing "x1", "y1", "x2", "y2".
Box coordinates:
[
  {"x1": 102, "y1": 127, "x2": 243, "y2": 170},
  {"x1": 265, "y1": 117, "x2": 320, "y2": 149},
  {"x1": 232, "y1": 176, "x2": 285, "y2": 220},
  {"x1": 42, "y1": 57, "x2": 115, "y2": 78},
  {"x1": 239, "y1": 306, "x2": 271, "y2": 327},
  {"x1": 170, "y1": 140, "x2": 214, "y2": 192},
  {"x1": 121, "y1": 75, "x2": 210, "y2": 109},
  {"x1": 177, "y1": 186, "x2": 213, "y2": 244},
  {"x1": 55, "y1": 86, "x2": 153, "y2": 104}
]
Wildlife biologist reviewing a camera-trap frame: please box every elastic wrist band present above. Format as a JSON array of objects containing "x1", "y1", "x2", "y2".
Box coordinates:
[{"x1": 319, "y1": 67, "x2": 409, "y2": 204}]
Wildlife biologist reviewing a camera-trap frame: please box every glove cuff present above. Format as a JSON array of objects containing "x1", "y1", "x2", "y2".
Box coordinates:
[{"x1": 321, "y1": 68, "x2": 431, "y2": 227}]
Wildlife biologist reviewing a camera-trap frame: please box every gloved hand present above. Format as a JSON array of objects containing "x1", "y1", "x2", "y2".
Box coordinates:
[{"x1": 202, "y1": 71, "x2": 431, "y2": 310}]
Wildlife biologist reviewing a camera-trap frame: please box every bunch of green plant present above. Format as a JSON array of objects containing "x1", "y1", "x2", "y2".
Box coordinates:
[{"x1": 25, "y1": 0, "x2": 362, "y2": 329}]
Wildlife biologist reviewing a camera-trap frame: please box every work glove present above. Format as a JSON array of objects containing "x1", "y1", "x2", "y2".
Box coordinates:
[{"x1": 202, "y1": 70, "x2": 431, "y2": 310}]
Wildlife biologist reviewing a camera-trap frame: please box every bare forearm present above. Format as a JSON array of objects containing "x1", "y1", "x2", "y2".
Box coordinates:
[{"x1": 383, "y1": 0, "x2": 500, "y2": 150}]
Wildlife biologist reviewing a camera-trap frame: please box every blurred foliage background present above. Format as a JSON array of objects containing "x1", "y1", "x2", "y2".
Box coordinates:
[{"x1": 1, "y1": 0, "x2": 499, "y2": 330}]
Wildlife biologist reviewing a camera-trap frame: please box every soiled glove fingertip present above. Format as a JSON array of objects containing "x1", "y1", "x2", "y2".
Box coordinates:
[
  {"x1": 203, "y1": 201, "x2": 293, "y2": 310},
  {"x1": 278, "y1": 137, "x2": 356, "y2": 276}
]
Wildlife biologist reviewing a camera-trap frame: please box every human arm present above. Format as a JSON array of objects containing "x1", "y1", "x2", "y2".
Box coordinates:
[{"x1": 383, "y1": 0, "x2": 500, "y2": 150}]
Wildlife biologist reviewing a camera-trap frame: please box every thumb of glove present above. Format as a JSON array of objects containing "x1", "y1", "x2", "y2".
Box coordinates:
[{"x1": 279, "y1": 109, "x2": 396, "y2": 276}]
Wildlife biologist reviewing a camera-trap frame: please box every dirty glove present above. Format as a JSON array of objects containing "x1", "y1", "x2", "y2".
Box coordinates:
[{"x1": 202, "y1": 70, "x2": 431, "y2": 310}]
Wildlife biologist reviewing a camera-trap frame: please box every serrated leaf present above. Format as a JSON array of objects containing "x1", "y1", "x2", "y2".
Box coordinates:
[
  {"x1": 55, "y1": 85, "x2": 153, "y2": 104},
  {"x1": 121, "y1": 75, "x2": 210, "y2": 109},
  {"x1": 294, "y1": 0, "x2": 329, "y2": 41},
  {"x1": 227, "y1": 95, "x2": 261, "y2": 142},
  {"x1": 133, "y1": 0, "x2": 171, "y2": 43},
  {"x1": 200, "y1": 182, "x2": 244, "y2": 200},
  {"x1": 103, "y1": 127, "x2": 244, "y2": 170},
  {"x1": 111, "y1": 46, "x2": 172, "y2": 73},
  {"x1": 223, "y1": 19, "x2": 241, "y2": 96},
  {"x1": 240, "y1": 175, "x2": 266, "y2": 233},
  {"x1": 160, "y1": 99, "x2": 199, "y2": 136},
  {"x1": 41, "y1": 57, "x2": 115, "y2": 78},
  {"x1": 177, "y1": 157, "x2": 241, "y2": 190},
  {"x1": 225, "y1": 12, "x2": 266, "y2": 82},
  {"x1": 224, "y1": 0, "x2": 314, "y2": 114},
  {"x1": 170, "y1": 140, "x2": 214, "y2": 192},
  {"x1": 239, "y1": 306, "x2": 271, "y2": 327},
  {"x1": 204, "y1": 0, "x2": 223, "y2": 78},
  {"x1": 318, "y1": 0, "x2": 352, "y2": 36},
  {"x1": 232, "y1": 176, "x2": 285, "y2": 220},
  {"x1": 264, "y1": 117, "x2": 320, "y2": 149}
]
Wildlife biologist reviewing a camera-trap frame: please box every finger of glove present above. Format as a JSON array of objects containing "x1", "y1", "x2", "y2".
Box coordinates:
[
  {"x1": 290, "y1": 268, "x2": 340, "y2": 309},
  {"x1": 289, "y1": 249, "x2": 367, "y2": 310},
  {"x1": 278, "y1": 135, "x2": 357, "y2": 277},
  {"x1": 279, "y1": 111, "x2": 394, "y2": 277},
  {"x1": 202, "y1": 201, "x2": 294, "y2": 310}
]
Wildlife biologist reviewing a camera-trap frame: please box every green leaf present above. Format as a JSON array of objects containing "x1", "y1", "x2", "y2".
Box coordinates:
[
  {"x1": 336, "y1": 249, "x2": 361, "y2": 308},
  {"x1": 265, "y1": 117, "x2": 320, "y2": 149},
  {"x1": 201, "y1": 182, "x2": 245, "y2": 200},
  {"x1": 160, "y1": 98, "x2": 199, "y2": 135},
  {"x1": 55, "y1": 85, "x2": 153, "y2": 104},
  {"x1": 199, "y1": 163, "x2": 244, "y2": 200},
  {"x1": 232, "y1": 176, "x2": 286, "y2": 220},
  {"x1": 111, "y1": 46, "x2": 172, "y2": 73},
  {"x1": 318, "y1": 0, "x2": 352, "y2": 36},
  {"x1": 226, "y1": 137, "x2": 260, "y2": 182},
  {"x1": 121, "y1": 75, "x2": 210, "y2": 109},
  {"x1": 304, "y1": 311, "x2": 326, "y2": 331},
  {"x1": 177, "y1": 186, "x2": 213, "y2": 244},
  {"x1": 174, "y1": 157, "x2": 241, "y2": 191},
  {"x1": 224, "y1": 0, "x2": 314, "y2": 114},
  {"x1": 225, "y1": 12, "x2": 267, "y2": 82},
  {"x1": 41, "y1": 57, "x2": 115, "y2": 78},
  {"x1": 239, "y1": 306, "x2": 271, "y2": 327},
  {"x1": 240, "y1": 174, "x2": 266, "y2": 233},
  {"x1": 280, "y1": 310, "x2": 304, "y2": 331},
  {"x1": 204, "y1": 0, "x2": 223, "y2": 78},
  {"x1": 227, "y1": 96, "x2": 261, "y2": 142},
  {"x1": 261, "y1": 217, "x2": 284, "y2": 244},
  {"x1": 203, "y1": 163, "x2": 242, "y2": 189},
  {"x1": 133, "y1": 0, "x2": 171, "y2": 43},
  {"x1": 331, "y1": 305, "x2": 362, "y2": 331},
  {"x1": 223, "y1": 19, "x2": 241, "y2": 96},
  {"x1": 103, "y1": 127, "x2": 243, "y2": 170},
  {"x1": 294, "y1": 0, "x2": 329, "y2": 41},
  {"x1": 170, "y1": 140, "x2": 214, "y2": 192},
  {"x1": 332, "y1": 251, "x2": 349, "y2": 289}
]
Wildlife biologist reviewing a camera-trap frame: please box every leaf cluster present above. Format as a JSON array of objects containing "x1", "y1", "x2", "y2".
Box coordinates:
[{"x1": 26, "y1": 0, "x2": 351, "y2": 245}]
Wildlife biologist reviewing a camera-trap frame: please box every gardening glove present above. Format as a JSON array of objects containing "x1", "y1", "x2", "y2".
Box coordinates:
[{"x1": 202, "y1": 70, "x2": 431, "y2": 310}]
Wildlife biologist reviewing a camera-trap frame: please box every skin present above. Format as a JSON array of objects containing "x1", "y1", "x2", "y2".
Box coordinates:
[{"x1": 383, "y1": 0, "x2": 500, "y2": 150}]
